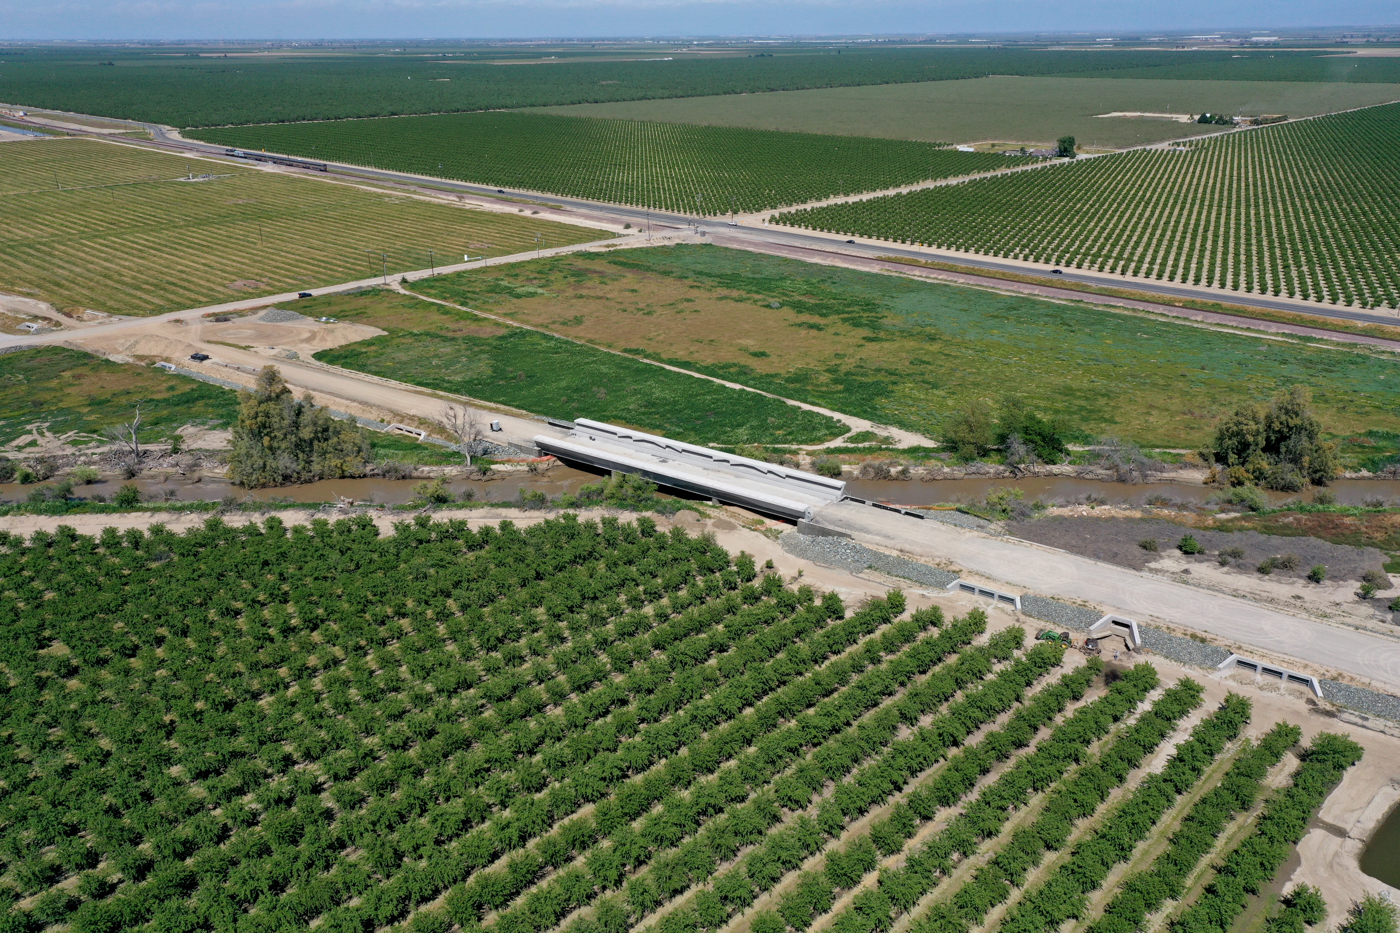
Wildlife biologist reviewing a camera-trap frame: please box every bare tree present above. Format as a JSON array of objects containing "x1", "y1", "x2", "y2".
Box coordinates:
[
  {"x1": 1004, "y1": 432, "x2": 1039, "y2": 476},
  {"x1": 1098, "y1": 436, "x2": 1167, "y2": 484},
  {"x1": 104, "y1": 405, "x2": 143, "y2": 477},
  {"x1": 435, "y1": 404, "x2": 485, "y2": 465}
]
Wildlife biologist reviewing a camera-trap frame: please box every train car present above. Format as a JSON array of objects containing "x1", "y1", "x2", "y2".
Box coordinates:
[{"x1": 223, "y1": 149, "x2": 328, "y2": 172}]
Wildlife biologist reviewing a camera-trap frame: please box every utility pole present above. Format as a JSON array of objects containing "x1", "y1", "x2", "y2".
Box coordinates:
[
  {"x1": 366, "y1": 250, "x2": 387, "y2": 284},
  {"x1": 428, "y1": 249, "x2": 435, "y2": 275}
]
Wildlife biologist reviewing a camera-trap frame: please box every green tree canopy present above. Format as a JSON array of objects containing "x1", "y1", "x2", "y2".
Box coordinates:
[
  {"x1": 996, "y1": 396, "x2": 1069, "y2": 463},
  {"x1": 228, "y1": 366, "x2": 370, "y2": 487},
  {"x1": 1204, "y1": 385, "x2": 1338, "y2": 489},
  {"x1": 1056, "y1": 135, "x2": 1077, "y2": 158},
  {"x1": 940, "y1": 397, "x2": 1070, "y2": 463},
  {"x1": 941, "y1": 400, "x2": 996, "y2": 459}
]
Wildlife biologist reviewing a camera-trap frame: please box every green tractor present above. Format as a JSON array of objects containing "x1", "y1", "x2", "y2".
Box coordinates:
[{"x1": 1037, "y1": 629, "x2": 1073, "y2": 647}]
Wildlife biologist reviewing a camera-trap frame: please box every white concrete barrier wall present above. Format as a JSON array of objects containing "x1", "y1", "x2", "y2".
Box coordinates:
[
  {"x1": 1217, "y1": 653, "x2": 1323, "y2": 698},
  {"x1": 946, "y1": 579, "x2": 1021, "y2": 611},
  {"x1": 1090, "y1": 614, "x2": 1143, "y2": 650}
]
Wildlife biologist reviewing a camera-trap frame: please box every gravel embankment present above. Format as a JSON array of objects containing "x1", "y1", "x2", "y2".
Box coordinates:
[
  {"x1": 781, "y1": 531, "x2": 959, "y2": 588},
  {"x1": 922, "y1": 510, "x2": 995, "y2": 531},
  {"x1": 260, "y1": 308, "x2": 310, "y2": 324},
  {"x1": 1139, "y1": 627, "x2": 1233, "y2": 668},
  {"x1": 1320, "y1": 679, "x2": 1400, "y2": 721},
  {"x1": 1019, "y1": 595, "x2": 1101, "y2": 630}
]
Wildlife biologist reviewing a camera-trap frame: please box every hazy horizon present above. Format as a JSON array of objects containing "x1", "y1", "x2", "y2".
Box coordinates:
[{"x1": 1, "y1": 0, "x2": 1396, "y2": 43}]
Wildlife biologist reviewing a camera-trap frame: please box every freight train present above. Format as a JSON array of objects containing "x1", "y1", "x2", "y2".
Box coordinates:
[{"x1": 224, "y1": 149, "x2": 328, "y2": 172}]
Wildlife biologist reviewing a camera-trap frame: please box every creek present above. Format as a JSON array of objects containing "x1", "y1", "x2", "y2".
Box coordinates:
[{"x1": 3, "y1": 467, "x2": 1399, "y2": 512}]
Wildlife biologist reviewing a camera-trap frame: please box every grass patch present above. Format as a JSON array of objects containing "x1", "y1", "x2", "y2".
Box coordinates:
[
  {"x1": 1333, "y1": 430, "x2": 1400, "y2": 474},
  {"x1": 368, "y1": 432, "x2": 463, "y2": 466},
  {"x1": 0, "y1": 119, "x2": 63, "y2": 135},
  {"x1": 874, "y1": 254, "x2": 1400, "y2": 345},
  {"x1": 407, "y1": 244, "x2": 1400, "y2": 455},
  {"x1": 0, "y1": 346, "x2": 238, "y2": 447},
  {"x1": 0, "y1": 138, "x2": 604, "y2": 316},
  {"x1": 1211, "y1": 507, "x2": 1400, "y2": 553},
  {"x1": 307, "y1": 288, "x2": 845, "y2": 446}
]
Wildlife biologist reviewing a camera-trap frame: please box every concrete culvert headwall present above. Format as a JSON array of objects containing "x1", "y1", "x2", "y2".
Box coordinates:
[{"x1": 534, "y1": 419, "x2": 845, "y2": 521}]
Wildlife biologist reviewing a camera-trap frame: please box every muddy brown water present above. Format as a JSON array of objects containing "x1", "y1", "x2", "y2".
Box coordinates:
[
  {"x1": 1361, "y1": 803, "x2": 1400, "y2": 887},
  {"x1": 4, "y1": 467, "x2": 1398, "y2": 511},
  {"x1": 844, "y1": 477, "x2": 1400, "y2": 508},
  {"x1": 0, "y1": 466, "x2": 602, "y2": 507}
]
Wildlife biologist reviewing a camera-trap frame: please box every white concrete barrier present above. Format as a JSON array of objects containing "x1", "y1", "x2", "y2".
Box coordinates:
[
  {"x1": 1217, "y1": 653, "x2": 1323, "y2": 697},
  {"x1": 1090, "y1": 614, "x2": 1143, "y2": 650},
  {"x1": 947, "y1": 579, "x2": 1021, "y2": 610}
]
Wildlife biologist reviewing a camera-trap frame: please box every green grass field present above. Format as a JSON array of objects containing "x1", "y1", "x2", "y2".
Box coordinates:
[
  {"x1": 0, "y1": 346, "x2": 238, "y2": 448},
  {"x1": 405, "y1": 245, "x2": 1400, "y2": 453},
  {"x1": 779, "y1": 103, "x2": 1400, "y2": 309},
  {"x1": 297, "y1": 289, "x2": 847, "y2": 445},
  {"x1": 538, "y1": 76, "x2": 1400, "y2": 148},
  {"x1": 0, "y1": 138, "x2": 605, "y2": 315},
  {"x1": 194, "y1": 112, "x2": 1026, "y2": 215}
]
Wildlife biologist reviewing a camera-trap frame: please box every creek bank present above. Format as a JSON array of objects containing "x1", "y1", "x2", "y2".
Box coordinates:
[{"x1": 0, "y1": 459, "x2": 601, "y2": 507}]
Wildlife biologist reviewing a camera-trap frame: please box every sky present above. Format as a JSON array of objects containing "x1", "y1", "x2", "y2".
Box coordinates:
[{"x1": 1, "y1": 0, "x2": 1395, "y2": 41}]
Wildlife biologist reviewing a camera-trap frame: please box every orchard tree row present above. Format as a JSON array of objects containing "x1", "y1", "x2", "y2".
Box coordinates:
[
  {"x1": 778, "y1": 102, "x2": 1400, "y2": 308},
  {"x1": 0, "y1": 513, "x2": 1364, "y2": 933},
  {"x1": 195, "y1": 112, "x2": 1028, "y2": 216}
]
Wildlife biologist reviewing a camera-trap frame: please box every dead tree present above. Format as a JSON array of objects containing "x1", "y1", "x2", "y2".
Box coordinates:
[
  {"x1": 104, "y1": 404, "x2": 143, "y2": 477},
  {"x1": 435, "y1": 404, "x2": 485, "y2": 466}
]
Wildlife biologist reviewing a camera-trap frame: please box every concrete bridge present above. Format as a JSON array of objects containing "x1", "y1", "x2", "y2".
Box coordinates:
[{"x1": 535, "y1": 419, "x2": 845, "y2": 521}]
